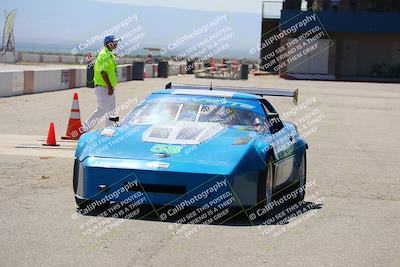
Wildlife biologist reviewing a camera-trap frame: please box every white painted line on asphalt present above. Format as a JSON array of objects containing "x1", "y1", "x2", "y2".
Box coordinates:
[
  {"x1": 0, "y1": 134, "x2": 75, "y2": 158},
  {"x1": 15, "y1": 144, "x2": 76, "y2": 150}
]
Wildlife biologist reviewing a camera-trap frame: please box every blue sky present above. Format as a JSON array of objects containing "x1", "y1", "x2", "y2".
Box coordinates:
[
  {"x1": 1, "y1": 0, "x2": 267, "y2": 58},
  {"x1": 92, "y1": 0, "x2": 264, "y2": 13}
]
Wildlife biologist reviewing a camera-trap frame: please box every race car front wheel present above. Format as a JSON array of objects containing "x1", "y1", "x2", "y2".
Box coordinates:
[
  {"x1": 75, "y1": 196, "x2": 94, "y2": 210},
  {"x1": 265, "y1": 158, "x2": 274, "y2": 205},
  {"x1": 257, "y1": 153, "x2": 274, "y2": 207}
]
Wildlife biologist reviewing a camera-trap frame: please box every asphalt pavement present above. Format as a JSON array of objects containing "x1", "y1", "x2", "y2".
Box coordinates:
[{"x1": 0, "y1": 74, "x2": 399, "y2": 266}]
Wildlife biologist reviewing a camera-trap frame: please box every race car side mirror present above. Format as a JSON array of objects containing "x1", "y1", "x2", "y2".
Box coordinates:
[{"x1": 109, "y1": 117, "x2": 120, "y2": 127}]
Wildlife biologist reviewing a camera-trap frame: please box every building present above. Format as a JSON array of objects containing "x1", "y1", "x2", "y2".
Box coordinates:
[{"x1": 260, "y1": 0, "x2": 400, "y2": 81}]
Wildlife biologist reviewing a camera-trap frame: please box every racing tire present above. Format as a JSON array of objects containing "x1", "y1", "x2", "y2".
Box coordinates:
[
  {"x1": 265, "y1": 157, "x2": 274, "y2": 206},
  {"x1": 290, "y1": 150, "x2": 307, "y2": 203},
  {"x1": 75, "y1": 196, "x2": 94, "y2": 211},
  {"x1": 249, "y1": 153, "x2": 275, "y2": 221},
  {"x1": 257, "y1": 153, "x2": 274, "y2": 208}
]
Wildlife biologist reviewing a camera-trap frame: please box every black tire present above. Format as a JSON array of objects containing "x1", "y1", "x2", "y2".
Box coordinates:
[
  {"x1": 248, "y1": 153, "x2": 275, "y2": 221},
  {"x1": 292, "y1": 150, "x2": 307, "y2": 202},
  {"x1": 271, "y1": 150, "x2": 307, "y2": 206},
  {"x1": 266, "y1": 156, "x2": 274, "y2": 205},
  {"x1": 75, "y1": 196, "x2": 94, "y2": 211},
  {"x1": 257, "y1": 153, "x2": 274, "y2": 208}
]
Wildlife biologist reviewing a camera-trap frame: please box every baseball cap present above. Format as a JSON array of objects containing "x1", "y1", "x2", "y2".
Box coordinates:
[{"x1": 104, "y1": 35, "x2": 121, "y2": 45}]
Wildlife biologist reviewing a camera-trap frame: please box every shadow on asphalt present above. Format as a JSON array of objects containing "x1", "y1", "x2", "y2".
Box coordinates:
[{"x1": 78, "y1": 200, "x2": 323, "y2": 227}]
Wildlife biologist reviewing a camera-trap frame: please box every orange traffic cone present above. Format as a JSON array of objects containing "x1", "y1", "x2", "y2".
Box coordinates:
[
  {"x1": 43, "y1": 122, "x2": 59, "y2": 146},
  {"x1": 62, "y1": 93, "x2": 83, "y2": 140}
]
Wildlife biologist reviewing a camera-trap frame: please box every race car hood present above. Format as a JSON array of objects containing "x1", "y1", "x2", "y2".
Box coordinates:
[{"x1": 76, "y1": 123, "x2": 269, "y2": 175}]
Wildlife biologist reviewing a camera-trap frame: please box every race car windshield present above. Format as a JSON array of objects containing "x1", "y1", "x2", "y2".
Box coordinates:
[{"x1": 124, "y1": 101, "x2": 265, "y2": 126}]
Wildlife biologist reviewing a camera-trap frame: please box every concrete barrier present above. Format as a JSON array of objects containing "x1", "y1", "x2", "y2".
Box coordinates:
[
  {"x1": 195, "y1": 62, "x2": 204, "y2": 70},
  {"x1": 17, "y1": 52, "x2": 142, "y2": 65},
  {"x1": 167, "y1": 61, "x2": 187, "y2": 75},
  {"x1": 21, "y1": 53, "x2": 41, "y2": 62},
  {"x1": 117, "y1": 64, "x2": 132, "y2": 82},
  {"x1": 144, "y1": 64, "x2": 157, "y2": 78},
  {"x1": 167, "y1": 62, "x2": 181, "y2": 76},
  {"x1": 20, "y1": 52, "x2": 66, "y2": 63},
  {"x1": 42, "y1": 55, "x2": 61, "y2": 63},
  {"x1": 117, "y1": 64, "x2": 133, "y2": 82},
  {"x1": 0, "y1": 67, "x2": 87, "y2": 97},
  {"x1": 33, "y1": 69, "x2": 64, "y2": 93},
  {"x1": 0, "y1": 52, "x2": 16, "y2": 63},
  {"x1": 75, "y1": 68, "x2": 87, "y2": 87},
  {"x1": 60, "y1": 55, "x2": 78, "y2": 64},
  {"x1": 0, "y1": 72, "x2": 12, "y2": 97},
  {"x1": 0, "y1": 60, "x2": 192, "y2": 97},
  {"x1": 0, "y1": 71, "x2": 24, "y2": 97},
  {"x1": 179, "y1": 64, "x2": 187, "y2": 74},
  {"x1": 117, "y1": 65, "x2": 126, "y2": 82}
]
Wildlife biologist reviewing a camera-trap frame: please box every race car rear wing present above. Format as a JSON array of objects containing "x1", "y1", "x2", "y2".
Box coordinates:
[{"x1": 165, "y1": 83, "x2": 299, "y2": 105}]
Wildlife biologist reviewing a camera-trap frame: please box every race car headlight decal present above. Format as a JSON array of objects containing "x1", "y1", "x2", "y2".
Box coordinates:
[
  {"x1": 100, "y1": 128, "x2": 116, "y2": 137},
  {"x1": 76, "y1": 161, "x2": 85, "y2": 197}
]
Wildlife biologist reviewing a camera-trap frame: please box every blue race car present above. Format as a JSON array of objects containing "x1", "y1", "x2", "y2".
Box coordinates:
[{"x1": 73, "y1": 84, "x2": 307, "y2": 214}]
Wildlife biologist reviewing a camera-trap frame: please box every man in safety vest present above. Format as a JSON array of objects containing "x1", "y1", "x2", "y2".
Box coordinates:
[{"x1": 83, "y1": 35, "x2": 120, "y2": 131}]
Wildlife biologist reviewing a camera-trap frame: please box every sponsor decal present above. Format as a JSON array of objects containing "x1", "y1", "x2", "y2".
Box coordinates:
[{"x1": 150, "y1": 144, "x2": 182, "y2": 154}]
